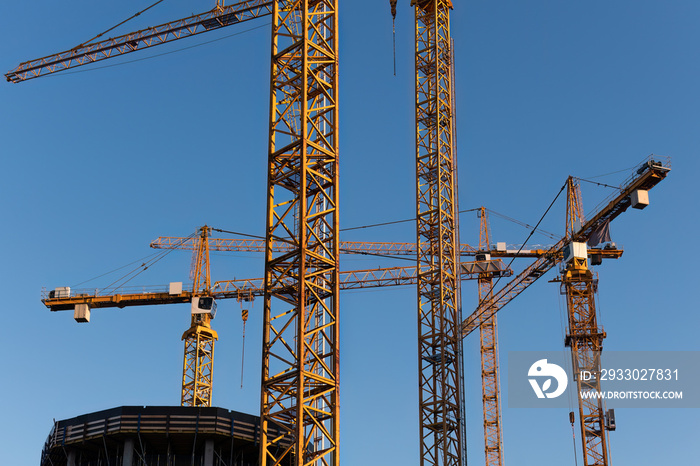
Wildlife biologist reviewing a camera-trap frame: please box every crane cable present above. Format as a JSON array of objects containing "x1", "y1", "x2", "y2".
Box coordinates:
[
  {"x1": 239, "y1": 300, "x2": 250, "y2": 389},
  {"x1": 582, "y1": 163, "x2": 638, "y2": 180},
  {"x1": 214, "y1": 205, "x2": 551, "y2": 262},
  {"x1": 54, "y1": 21, "x2": 271, "y2": 78},
  {"x1": 341, "y1": 208, "x2": 480, "y2": 232},
  {"x1": 471, "y1": 181, "x2": 568, "y2": 327},
  {"x1": 390, "y1": 0, "x2": 397, "y2": 76},
  {"x1": 485, "y1": 208, "x2": 559, "y2": 240},
  {"x1": 558, "y1": 283, "x2": 579, "y2": 466},
  {"x1": 571, "y1": 411, "x2": 579, "y2": 466},
  {"x1": 74, "y1": 0, "x2": 167, "y2": 50},
  {"x1": 71, "y1": 253, "x2": 162, "y2": 288},
  {"x1": 213, "y1": 227, "x2": 416, "y2": 261},
  {"x1": 80, "y1": 230, "x2": 198, "y2": 293},
  {"x1": 574, "y1": 177, "x2": 621, "y2": 191}
]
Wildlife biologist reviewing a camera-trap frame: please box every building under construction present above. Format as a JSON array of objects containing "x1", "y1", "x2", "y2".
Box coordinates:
[{"x1": 40, "y1": 406, "x2": 291, "y2": 466}]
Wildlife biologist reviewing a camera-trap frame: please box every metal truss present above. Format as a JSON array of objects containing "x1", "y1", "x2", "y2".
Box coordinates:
[
  {"x1": 563, "y1": 261, "x2": 608, "y2": 466},
  {"x1": 181, "y1": 320, "x2": 217, "y2": 407},
  {"x1": 414, "y1": 1, "x2": 463, "y2": 465},
  {"x1": 477, "y1": 209, "x2": 504, "y2": 466},
  {"x1": 5, "y1": 0, "x2": 274, "y2": 82},
  {"x1": 42, "y1": 260, "x2": 510, "y2": 312},
  {"x1": 181, "y1": 226, "x2": 217, "y2": 407},
  {"x1": 153, "y1": 236, "x2": 479, "y2": 256},
  {"x1": 261, "y1": 1, "x2": 339, "y2": 465},
  {"x1": 564, "y1": 178, "x2": 608, "y2": 466}
]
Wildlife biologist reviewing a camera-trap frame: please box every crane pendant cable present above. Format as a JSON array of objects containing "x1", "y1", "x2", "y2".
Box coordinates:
[{"x1": 74, "y1": 0, "x2": 167, "y2": 50}]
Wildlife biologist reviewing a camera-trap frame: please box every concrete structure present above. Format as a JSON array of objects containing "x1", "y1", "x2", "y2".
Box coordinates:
[{"x1": 40, "y1": 406, "x2": 291, "y2": 466}]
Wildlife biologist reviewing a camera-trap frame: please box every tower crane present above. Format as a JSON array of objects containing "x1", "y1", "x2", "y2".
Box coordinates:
[
  {"x1": 181, "y1": 226, "x2": 218, "y2": 407},
  {"x1": 461, "y1": 157, "x2": 670, "y2": 465},
  {"x1": 461, "y1": 157, "x2": 671, "y2": 338},
  {"x1": 260, "y1": 2, "x2": 340, "y2": 463}
]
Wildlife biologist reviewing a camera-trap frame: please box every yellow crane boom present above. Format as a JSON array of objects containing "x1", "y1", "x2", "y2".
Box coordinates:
[
  {"x1": 5, "y1": 0, "x2": 273, "y2": 83},
  {"x1": 42, "y1": 260, "x2": 511, "y2": 313},
  {"x1": 151, "y1": 234, "x2": 622, "y2": 259}
]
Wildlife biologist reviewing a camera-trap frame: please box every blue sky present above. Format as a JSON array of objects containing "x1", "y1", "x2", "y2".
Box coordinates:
[{"x1": 1, "y1": 1, "x2": 698, "y2": 464}]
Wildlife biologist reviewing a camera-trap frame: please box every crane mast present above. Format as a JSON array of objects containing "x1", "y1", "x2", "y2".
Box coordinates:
[
  {"x1": 181, "y1": 226, "x2": 218, "y2": 407},
  {"x1": 412, "y1": 0, "x2": 463, "y2": 465},
  {"x1": 477, "y1": 208, "x2": 505, "y2": 466},
  {"x1": 563, "y1": 178, "x2": 609, "y2": 466},
  {"x1": 261, "y1": 1, "x2": 340, "y2": 465}
]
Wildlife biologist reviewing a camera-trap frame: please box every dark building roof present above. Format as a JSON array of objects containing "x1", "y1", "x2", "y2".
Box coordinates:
[{"x1": 40, "y1": 405, "x2": 291, "y2": 466}]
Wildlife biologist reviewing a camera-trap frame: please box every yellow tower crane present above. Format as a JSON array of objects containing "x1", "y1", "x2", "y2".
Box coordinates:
[
  {"x1": 11, "y1": 1, "x2": 460, "y2": 462},
  {"x1": 182, "y1": 226, "x2": 218, "y2": 407},
  {"x1": 461, "y1": 158, "x2": 670, "y2": 338},
  {"x1": 461, "y1": 158, "x2": 670, "y2": 464}
]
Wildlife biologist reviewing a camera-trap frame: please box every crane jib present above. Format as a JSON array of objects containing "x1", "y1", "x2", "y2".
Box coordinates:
[{"x1": 5, "y1": 0, "x2": 274, "y2": 83}]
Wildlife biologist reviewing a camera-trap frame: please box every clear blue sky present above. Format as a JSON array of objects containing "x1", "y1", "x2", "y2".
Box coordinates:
[{"x1": 1, "y1": 1, "x2": 698, "y2": 464}]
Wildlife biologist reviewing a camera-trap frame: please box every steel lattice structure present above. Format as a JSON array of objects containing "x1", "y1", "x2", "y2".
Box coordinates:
[
  {"x1": 4, "y1": 0, "x2": 274, "y2": 83},
  {"x1": 181, "y1": 323, "x2": 217, "y2": 406},
  {"x1": 181, "y1": 226, "x2": 217, "y2": 407},
  {"x1": 563, "y1": 264, "x2": 608, "y2": 466},
  {"x1": 462, "y1": 158, "x2": 670, "y2": 338},
  {"x1": 563, "y1": 179, "x2": 609, "y2": 466},
  {"x1": 41, "y1": 260, "x2": 510, "y2": 311},
  {"x1": 261, "y1": 1, "x2": 340, "y2": 465},
  {"x1": 413, "y1": 1, "x2": 463, "y2": 465},
  {"x1": 477, "y1": 209, "x2": 504, "y2": 466}
]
